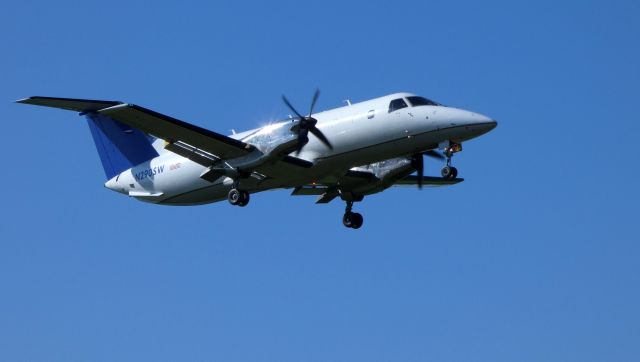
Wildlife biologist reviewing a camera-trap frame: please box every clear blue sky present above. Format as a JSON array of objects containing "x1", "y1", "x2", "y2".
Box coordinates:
[{"x1": 1, "y1": 1, "x2": 639, "y2": 361}]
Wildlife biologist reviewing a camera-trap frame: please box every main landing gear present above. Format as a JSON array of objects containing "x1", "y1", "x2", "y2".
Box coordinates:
[
  {"x1": 228, "y1": 188, "x2": 250, "y2": 207},
  {"x1": 342, "y1": 201, "x2": 364, "y2": 229}
]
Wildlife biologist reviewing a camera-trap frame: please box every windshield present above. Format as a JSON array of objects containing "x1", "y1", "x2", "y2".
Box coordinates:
[
  {"x1": 388, "y1": 98, "x2": 408, "y2": 113},
  {"x1": 406, "y1": 96, "x2": 440, "y2": 107}
]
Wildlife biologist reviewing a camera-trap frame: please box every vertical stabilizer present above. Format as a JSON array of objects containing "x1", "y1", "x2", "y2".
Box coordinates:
[{"x1": 86, "y1": 113, "x2": 159, "y2": 179}]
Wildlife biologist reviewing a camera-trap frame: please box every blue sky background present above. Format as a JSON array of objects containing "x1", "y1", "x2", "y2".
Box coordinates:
[{"x1": 1, "y1": 1, "x2": 639, "y2": 361}]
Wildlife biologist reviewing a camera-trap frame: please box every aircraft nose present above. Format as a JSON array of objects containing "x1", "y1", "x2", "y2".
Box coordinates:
[
  {"x1": 468, "y1": 111, "x2": 497, "y2": 133},
  {"x1": 454, "y1": 110, "x2": 498, "y2": 139},
  {"x1": 479, "y1": 119, "x2": 498, "y2": 132}
]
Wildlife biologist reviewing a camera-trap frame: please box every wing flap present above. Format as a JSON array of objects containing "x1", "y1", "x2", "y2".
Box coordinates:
[
  {"x1": 164, "y1": 141, "x2": 220, "y2": 167},
  {"x1": 316, "y1": 190, "x2": 340, "y2": 204},
  {"x1": 394, "y1": 175, "x2": 464, "y2": 187},
  {"x1": 291, "y1": 186, "x2": 328, "y2": 196}
]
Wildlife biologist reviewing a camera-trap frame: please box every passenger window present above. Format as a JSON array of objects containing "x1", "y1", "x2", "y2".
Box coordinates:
[{"x1": 388, "y1": 98, "x2": 408, "y2": 113}]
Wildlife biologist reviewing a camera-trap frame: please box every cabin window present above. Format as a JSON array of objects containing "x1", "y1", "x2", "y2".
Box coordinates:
[
  {"x1": 367, "y1": 110, "x2": 375, "y2": 119},
  {"x1": 388, "y1": 98, "x2": 408, "y2": 113}
]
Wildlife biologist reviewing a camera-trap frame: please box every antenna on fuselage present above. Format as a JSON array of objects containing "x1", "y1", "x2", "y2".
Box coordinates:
[{"x1": 344, "y1": 99, "x2": 352, "y2": 106}]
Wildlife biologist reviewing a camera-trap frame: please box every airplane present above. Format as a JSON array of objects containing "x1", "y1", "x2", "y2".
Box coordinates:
[{"x1": 17, "y1": 91, "x2": 496, "y2": 229}]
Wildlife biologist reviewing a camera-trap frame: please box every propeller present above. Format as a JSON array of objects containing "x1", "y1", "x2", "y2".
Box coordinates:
[
  {"x1": 411, "y1": 150, "x2": 445, "y2": 189},
  {"x1": 282, "y1": 89, "x2": 333, "y2": 154}
]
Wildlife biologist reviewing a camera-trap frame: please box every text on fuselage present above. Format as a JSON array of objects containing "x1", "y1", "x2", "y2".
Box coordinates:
[{"x1": 134, "y1": 165, "x2": 164, "y2": 181}]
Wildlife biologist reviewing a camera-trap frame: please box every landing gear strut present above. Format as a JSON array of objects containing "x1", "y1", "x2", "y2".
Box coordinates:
[
  {"x1": 342, "y1": 201, "x2": 364, "y2": 229},
  {"x1": 228, "y1": 188, "x2": 250, "y2": 207},
  {"x1": 440, "y1": 143, "x2": 459, "y2": 180}
]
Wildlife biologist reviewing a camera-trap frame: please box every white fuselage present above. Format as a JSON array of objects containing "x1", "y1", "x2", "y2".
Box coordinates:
[{"x1": 105, "y1": 92, "x2": 496, "y2": 205}]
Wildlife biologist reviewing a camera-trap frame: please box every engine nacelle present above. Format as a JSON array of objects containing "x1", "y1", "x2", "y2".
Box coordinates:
[
  {"x1": 241, "y1": 120, "x2": 300, "y2": 156},
  {"x1": 349, "y1": 157, "x2": 415, "y2": 196}
]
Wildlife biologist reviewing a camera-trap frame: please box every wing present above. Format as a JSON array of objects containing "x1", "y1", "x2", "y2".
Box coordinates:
[
  {"x1": 292, "y1": 170, "x2": 463, "y2": 204},
  {"x1": 17, "y1": 96, "x2": 254, "y2": 161},
  {"x1": 16, "y1": 96, "x2": 121, "y2": 112},
  {"x1": 391, "y1": 175, "x2": 464, "y2": 187}
]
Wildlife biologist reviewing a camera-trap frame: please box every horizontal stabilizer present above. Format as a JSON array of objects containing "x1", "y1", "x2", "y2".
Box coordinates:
[{"x1": 129, "y1": 191, "x2": 164, "y2": 197}]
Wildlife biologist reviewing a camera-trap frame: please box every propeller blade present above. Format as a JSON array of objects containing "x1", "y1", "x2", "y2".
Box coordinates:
[
  {"x1": 423, "y1": 150, "x2": 445, "y2": 160},
  {"x1": 309, "y1": 88, "x2": 320, "y2": 116},
  {"x1": 295, "y1": 132, "x2": 309, "y2": 155},
  {"x1": 282, "y1": 89, "x2": 333, "y2": 153},
  {"x1": 309, "y1": 126, "x2": 333, "y2": 150},
  {"x1": 282, "y1": 95, "x2": 304, "y2": 119},
  {"x1": 411, "y1": 154, "x2": 424, "y2": 189}
]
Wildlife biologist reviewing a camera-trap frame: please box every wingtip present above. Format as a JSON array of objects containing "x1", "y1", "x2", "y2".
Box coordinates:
[{"x1": 15, "y1": 97, "x2": 33, "y2": 104}]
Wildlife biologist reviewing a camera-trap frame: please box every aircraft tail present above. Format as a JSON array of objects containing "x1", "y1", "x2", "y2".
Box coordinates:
[
  {"x1": 16, "y1": 96, "x2": 160, "y2": 179},
  {"x1": 85, "y1": 113, "x2": 159, "y2": 179}
]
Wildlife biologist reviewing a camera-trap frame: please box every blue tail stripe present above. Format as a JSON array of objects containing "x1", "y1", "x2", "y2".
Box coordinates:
[{"x1": 86, "y1": 114, "x2": 159, "y2": 179}]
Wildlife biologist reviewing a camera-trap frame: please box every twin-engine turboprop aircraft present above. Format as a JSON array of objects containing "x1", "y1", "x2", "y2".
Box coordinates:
[{"x1": 17, "y1": 91, "x2": 496, "y2": 229}]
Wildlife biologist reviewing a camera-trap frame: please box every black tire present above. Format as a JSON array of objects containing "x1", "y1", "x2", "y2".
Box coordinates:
[
  {"x1": 350, "y1": 213, "x2": 364, "y2": 229},
  {"x1": 228, "y1": 188, "x2": 241, "y2": 206},
  {"x1": 441, "y1": 166, "x2": 452, "y2": 179},
  {"x1": 450, "y1": 167, "x2": 458, "y2": 179},
  {"x1": 343, "y1": 212, "x2": 353, "y2": 228},
  {"x1": 238, "y1": 191, "x2": 250, "y2": 207}
]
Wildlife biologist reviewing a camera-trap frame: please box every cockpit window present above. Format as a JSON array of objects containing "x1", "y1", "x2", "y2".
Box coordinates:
[
  {"x1": 406, "y1": 96, "x2": 440, "y2": 107},
  {"x1": 388, "y1": 98, "x2": 408, "y2": 113}
]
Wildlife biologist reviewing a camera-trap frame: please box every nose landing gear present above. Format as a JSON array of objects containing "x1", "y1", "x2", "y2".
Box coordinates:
[
  {"x1": 441, "y1": 164, "x2": 458, "y2": 179},
  {"x1": 440, "y1": 142, "x2": 460, "y2": 180},
  {"x1": 342, "y1": 201, "x2": 364, "y2": 229}
]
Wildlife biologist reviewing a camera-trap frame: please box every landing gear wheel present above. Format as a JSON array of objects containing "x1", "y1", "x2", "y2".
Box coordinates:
[
  {"x1": 342, "y1": 212, "x2": 364, "y2": 229},
  {"x1": 228, "y1": 188, "x2": 241, "y2": 205},
  {"x1": 238, "y1": 191, "x2": 250, "y2": 207},
  {"x1": 350, "y1": 212, "x2": 363, "y2": 229},
  {"x1": 342, "y1": 212, "x2": 353, "y2": 228},
  {"x1": 228, "y1": 188, "x2": 250, "y2": 206},
  {"x1": 441, "y1": 166, "x2": 452, "y2": 179},
  {"x1": 441, "y1": 166, "x2": 458, "y2": 180}
]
